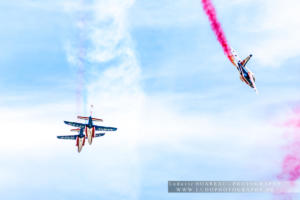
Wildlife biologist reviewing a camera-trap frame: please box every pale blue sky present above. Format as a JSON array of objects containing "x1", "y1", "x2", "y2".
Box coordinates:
[{"x1": 0, "y1": 0, "x2": 299, "y2": 200}]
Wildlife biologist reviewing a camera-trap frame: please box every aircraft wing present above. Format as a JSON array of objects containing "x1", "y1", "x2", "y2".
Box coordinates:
[
  {"x1": 240, "y1": 55, "x2": 252, "y2": 67},
  {"x1": 64, "y1": 121, "x2": 86, "y2": 128},
  {"x1": 95, "y1": 133, "x2": 105, "y2": 137},
  {"x1": 57, "y1": 135, "x2": 77, "y2": 140},
  {"x1": 94, "y1": 125, "x2": 117, "y2": 131}
]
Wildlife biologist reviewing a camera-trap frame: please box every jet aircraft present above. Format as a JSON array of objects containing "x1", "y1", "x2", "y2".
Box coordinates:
[
  {"x1": 64, "y1": 115, "x2": 117, "y2": 145},
  {"x1": 231, "y1": 49, "x2": 258, "y2": 93},
  {"x1": 57, "y1": 128, "x2": 105, "y2": 153}
]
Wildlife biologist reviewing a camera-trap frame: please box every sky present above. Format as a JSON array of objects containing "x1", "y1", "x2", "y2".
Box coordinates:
[{"x1": 0, "y1": 0, "x2": 299, "y2": 199}]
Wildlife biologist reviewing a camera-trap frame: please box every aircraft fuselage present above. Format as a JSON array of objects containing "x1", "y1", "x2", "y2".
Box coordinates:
[
  {"x1": 85, "y1": 126, "x2": 95, "y2": 145},
  {"x1": 231, "y1": 49, "x2": 257, "y2": 92},
  {"x1": 76, "y1": 135, "x2": 85, "y2": 153}
]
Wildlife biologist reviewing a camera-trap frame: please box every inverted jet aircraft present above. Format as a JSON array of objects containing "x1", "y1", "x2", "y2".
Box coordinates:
[
  {"x1": 64, "y1": 116, "x2": 117, "y2": 145},
  {"x1": 57, "y1": 128, "x2": 105, "y2": 153},
  {"x1": 231, "y1": 49, "x2": 258, "y2": 93}
]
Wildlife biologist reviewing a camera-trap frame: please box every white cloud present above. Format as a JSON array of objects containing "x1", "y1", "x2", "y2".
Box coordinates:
[
  {"x1": 129, "y1": 0, "x2": 204, "y2": 28},
  {"x1": 243, "y1": 0, "x2": 300, "y2": 66},
  {"x1": 0, "y1": 91, "x2": 289, "y2": 199},
  {"x1": 63, "y1": 0, "x2": 136, "y2": 64},
  {"x1": 221, "y1": 0, "x2": 300, "y2": 66}
]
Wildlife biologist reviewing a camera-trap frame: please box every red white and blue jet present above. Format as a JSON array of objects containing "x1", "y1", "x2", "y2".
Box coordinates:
[
  {"x1": 64, "y1": 115, "x2": 117, "y2": 145},
  {"x1": 57, "y1": 128, "x2": 105, "y2": 153},
  {"x1": 231, "y1": 49, "x2": 258, "y2": 93}
]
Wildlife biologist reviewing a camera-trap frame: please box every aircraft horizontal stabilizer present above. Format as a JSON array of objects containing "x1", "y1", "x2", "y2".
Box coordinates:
[
  {"x1": 91, "y1": 117, "x2": 103, "y2": 122},
  {"x1": 77, "y1": 116, "x2": 103, "y2": 122},
  {"x1": 77, "y1": 116, "x2": 89, "y2": 120}
]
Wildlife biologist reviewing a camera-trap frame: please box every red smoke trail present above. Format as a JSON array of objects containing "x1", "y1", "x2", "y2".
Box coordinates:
[
  {"x1": 276, "y1": 107, "x2": 300, "y2": 199},
  {"x1": 201, "y1": 0, "x2": 235, "y2": 64}
]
